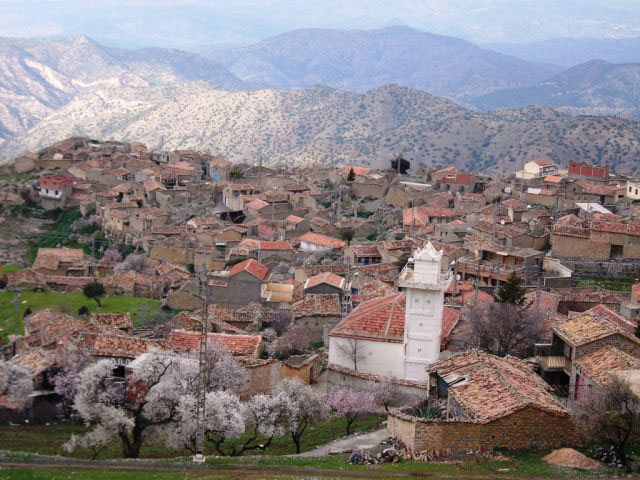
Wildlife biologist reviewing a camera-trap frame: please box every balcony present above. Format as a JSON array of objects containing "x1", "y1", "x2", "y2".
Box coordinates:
[
  {"x1": 399, "y1": 263, "x2": 452, "y2": 290},
  {"x1": 457, "y1": 257, "x2": 526, "y2": 278}
]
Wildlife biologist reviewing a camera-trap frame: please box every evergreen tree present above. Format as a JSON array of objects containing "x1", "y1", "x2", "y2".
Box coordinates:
[
  {"x1": 83, "y1": 281, "x2": 106, "y2": 307},
  {"x1": 346, "y1": 168, "x2": 355, "y2": 182},
  {"x1": 495, "y1": 272, "x2": 526, "y2": 305},
  {"x1": 390, "y1": 154, "x2": 411, "y2": 174}
]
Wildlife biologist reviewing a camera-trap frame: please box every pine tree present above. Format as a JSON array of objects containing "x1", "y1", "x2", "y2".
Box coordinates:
[
  {"x1": 346, "y1": 168, "x2": 355, "y2": 182},
  {"x1": 495, "y1": 272, "x2": 526, "y2": 305}
]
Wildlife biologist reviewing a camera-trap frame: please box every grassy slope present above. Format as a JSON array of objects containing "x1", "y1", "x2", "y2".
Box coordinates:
[
  {"x1": 1, "y1": 264, "x2": 22, "y2": 274},
  {"x1": 575, "y1": 275, "x2": 634, "y2": 292},
  {"x1": 0, "y1": 291, "x2": 160, "y2": 342}
]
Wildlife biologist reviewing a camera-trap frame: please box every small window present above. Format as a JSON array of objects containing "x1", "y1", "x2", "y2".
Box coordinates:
[{"x1": 55, "y1": 190, "x2": 59, "y2": 195}]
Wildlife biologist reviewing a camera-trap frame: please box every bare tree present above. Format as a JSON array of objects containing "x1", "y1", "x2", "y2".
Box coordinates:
[
  {"x1": 276, "y1": 323, "x2": 314, "y2": 358},
  {"x1": 467, "y1": 302, "x2": 544, "y2": 357},
  {"x1": 337, "y1": 338, "x2": 366, "y2": 371},
  {"x1": 575, "y1": 377, "x2": 640, "y2": 470}
]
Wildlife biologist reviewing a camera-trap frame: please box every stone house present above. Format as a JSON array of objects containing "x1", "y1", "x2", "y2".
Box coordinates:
[
  {"x1": 166, "y1": 278, "x2": 202, "y2": 310},
  {"x1": 403, "y1": 207, "x2": 458, "y2": 228},
  {"x1": 344, "y1": 245, "x2": 382, "y2": 266},
  {"x1": 207, "y1": 258, "x2": 271, "y2": 308},
  {"x1": 13, "y1": 153, "x2": 37, "y2": 173},
  {"x1": 32, "y1": 248, "x2": 91, "y2": 277},
  {"x1": 434, "y1": 220, "x2": 468, "y2": 245},
  {"x1": 103, "y1": 270, "x2": 160, "y2": 298},
  {"x1": 223, "y1": 183, "x2": 259, "y2": 212},
  {"x1": 551, "y1": 219, "x2": 640, "y2": 260},
  {"x1": 566, "y1": 180, "x2": 625, "y2": 207},
  {"x1": 387, "y1": 350, "x2": 576, "y2": 456},
  {"x1": 352, "y1": 174, "x2": 389, "y2": 199},
  {"x1": 454, "y1": 192, "x2": 486, "y2": 213},
  {"x1": 524, "y1": 187, "x2": 563, "y2": 209},
  {"x1": 568, "y1": 160, "x2": 610, "y2": 182},
  {"x1": 440, "y1": 172, "x2": 478, "y2": 194},
  {"x1": 38, "y1": 175, "x2": 74, "y2": 209},
  {"x1": 291, "y1": 294, "x2": 342, "y2": 343},
  {"x1": 149, "y1": 239, "x2": 194, "y2": 267},
  {"x1": 457, "y1": 238, "x2": 544, "y2": 287},
  {"x1": 309, "y1": 216, "x2": 339, "y2": 237},
  {"x1": 536, "y1": 310, "x2": 640, "y2": 399},
  {"x1": 282, "y1": 354, "x2": 322, "y2": 384},
  {"x1": 277, "y1": 214, "x2": 310, "y2": 239},
  {"x1": 303, "y1": 272, "x2": 347, "y2": 301},
  {"x1": 256, "y1": 240, "x2": 294, "y2": 264}
]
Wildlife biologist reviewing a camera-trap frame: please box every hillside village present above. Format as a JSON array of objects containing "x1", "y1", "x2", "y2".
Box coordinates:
[{"x1": 2, "y1": 137, "x2": 640, "y2": 467}]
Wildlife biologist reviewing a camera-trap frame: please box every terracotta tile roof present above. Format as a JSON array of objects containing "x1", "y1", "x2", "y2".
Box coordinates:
[
  {"x1": 227, "y1": 258, "x2": 269, "y2": 280},
  {"x1": 167, "y1": 329, "x2": 263, "y2": 357},
  {"x1": 292, "y1": 294, "x2": 341, "y2": 319},
  {"x1": 441, "y1": 307, "x2": 461, "y2": 350},
  {"x1": 403, "y1": 207, "x2": 457, "y2": 227},
  {"x1": 352, "y1": 279, "x2": 397, "y2": 303},
  {"x1": 286, "y1": 214, "x2": 304, "y2": 224},
  {"x1": 590, "y1": 220, "x2": 640, "y2": 237},
  {"x1": 299, "y1": 232, "x2": 346, "y2": 249},
  {"x1": 533, "y1": 158, "x2": 553, "y2": 167},
  {"x1": 351, "y1": 245, "x2": 381, "y2": 257},
  {"x1": 302, "y1": 264, "x2": 348, "y2": 277},
  {"x1": 246, "y1": 198, "x2": 269, "y2": 210},
  {"x1": 24, "y1": 309, "x2": 88, "y2": 347},
  {"x1": 552, "y1": 224, "x2": 590, "y2": 238},
  {"x1": 342, "y1": 166, "x2": 370, "y2": 176},
  {"x1": 576, "y1": 179, "x2": 620, "y2": 196},
  {"x1": 79, "y1": 333, "x2": 161, "y2": 359},
  {"x1": 304, "y1": 272, "x2": 346, "y2": 290},
  {"x1": 502, "y1": 198, "x2": 528, "y2": 211},
  {"x1": 230, "y1": 183, "x2": 257, "y2": 191},
  {"x1": 574, "y1": 346, "x2": 640, "y2": 386},
  {"x1": 552, "y1": 313, "x2": 639, "y2": 347},
  {"x1": 544, "y1": 175, "x2": 563, "y2": 184},
  {"x1": 330, "y1": 292, "x2": 406, "y2": 342},
  {"x1": 459, "y1": 290, "x2": 494, "y2": 307},
  {"x1": 429, "y1": 350, "x2": 568, "y2": 423},
  {"x1": 310, "y1": 217, "x2": 330, "y2": 227},
  {"x1": 582, "y1": 304, "x2": 635, "y2": 333},
  {"x1": 32, "y1": 248, "x2": 85, "y2": 271},
  {"x1": 526, "y1": 291, "x2": 561, "y2": 317},
  {"x1": 12, "y1": 349, "x2": 55, "y2": 375},
  {"x1": 92, "y1": 313, "x2": 133, "y2": 329},
  {"x1": 259, "y1": 240, "x2": 293, "y2": 251}
]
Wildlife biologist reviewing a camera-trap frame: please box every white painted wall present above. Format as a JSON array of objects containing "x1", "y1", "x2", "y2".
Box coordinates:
[{"x1": 328, "y1": 336, "x2": 404, "y2": 378}]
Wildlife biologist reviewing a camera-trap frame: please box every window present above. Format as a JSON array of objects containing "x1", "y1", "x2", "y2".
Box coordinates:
[
  {"x1": 610, "y1": 244, "x2": 624, "y2": 259},
  {"x1": 54, "y1": 190, "x2": 59, "y2": 195}
]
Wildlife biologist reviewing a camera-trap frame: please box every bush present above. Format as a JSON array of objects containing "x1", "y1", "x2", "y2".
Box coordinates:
[{"x1": 78, "y1": 306, "x2": 90, "y2": 316}]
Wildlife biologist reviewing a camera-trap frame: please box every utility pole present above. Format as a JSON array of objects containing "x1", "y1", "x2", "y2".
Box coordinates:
[{"x1": 193, "y1": 274, "x2": 209, "y2": 464}]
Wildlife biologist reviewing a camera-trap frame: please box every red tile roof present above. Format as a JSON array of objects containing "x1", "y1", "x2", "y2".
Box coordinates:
[
  {"x1": 351, "y1": 245, "x2": 381, "y2": 257},
  {"x1": 403, "y1": 207, "x2": 457, "y2": 227},
  {"x1": 167, "y1": 330, "x2": 263, "y2": 357},
  {"x1": 304, "y1": 272, "x2": 346, "y2": 290},
  {"x1": 286, "y1": 214, "x2": 304, "y2": 225},
  {"x1": 342, "y1": 166, "x2": 370, "y2": 176},
  {"x1": 227, "y1": 258, "x2": 269, "y2": 280},
  {"x1": 292, "y1": 294, "x2": 341, "y2": 319},
  {"x1": 330, "y1": 293, "x2": 406, "y2": 342},
  {"x1": 299, "y1": 232, "x2": 346, "y2": 249},
  {"x1": 259, "y1": 240, "x2": 293, "y2": 251},
  {"x1": 441, "y1": 307, "x2": 461, "y2": 350}
]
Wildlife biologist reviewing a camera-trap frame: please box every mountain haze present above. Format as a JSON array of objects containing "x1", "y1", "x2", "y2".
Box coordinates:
[
  {"x1": 201, "y1": 27, "x2": 560, "y2": 99},
  {"x1": 3, "y1": 83, "x2": 640, "y2": 175},
  {"x1": 0, "y1": 35, "x2": 244, "y2": 143},
  {"x1": 472, "y1": 60, "x2": 640, "y2": 120}
]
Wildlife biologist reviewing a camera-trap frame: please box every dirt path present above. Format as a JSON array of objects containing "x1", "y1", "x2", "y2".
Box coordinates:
[{"x1": 293, "y1": 428, "x2": 388, "y2": 457}]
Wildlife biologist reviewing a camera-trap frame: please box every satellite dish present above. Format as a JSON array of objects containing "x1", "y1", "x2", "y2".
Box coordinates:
[
  {"x1": 527, "y1": 205, "x2": 532, "y2": 209},
  {"x1": 456, "y1": 274, "x2": 461, "y2": 281},
  {"x1": 500, "y1": 220, "x2": 505, "y2": 225}
]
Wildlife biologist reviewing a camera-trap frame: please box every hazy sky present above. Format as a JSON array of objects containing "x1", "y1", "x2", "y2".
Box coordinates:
[{"x1": 1, "y1": 0, "x2": 640, "y2": 48}]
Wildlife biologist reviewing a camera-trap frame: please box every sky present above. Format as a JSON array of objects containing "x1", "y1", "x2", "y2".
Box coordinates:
[{"x1": 1, "y1": 0, "x2": 640, "y2": 48}]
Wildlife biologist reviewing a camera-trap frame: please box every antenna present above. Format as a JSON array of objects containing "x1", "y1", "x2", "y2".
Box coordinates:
[{"x1": 193, "y1": 274, "x2": 209, "y2": 464}]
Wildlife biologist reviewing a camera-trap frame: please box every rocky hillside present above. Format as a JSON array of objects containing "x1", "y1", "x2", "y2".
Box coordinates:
[
  {"x1": 472, "y1": 60, "x2": 640, "y2": 120},
  {"x1": 0, "y1": 36, "x2": 244, "y2": 144},
  {"x1": 201, "y1": 27, "x2": 559, "y2": 99},
  {"x1": 3, "y1": 83, "x2": 640, "y2": 175}
]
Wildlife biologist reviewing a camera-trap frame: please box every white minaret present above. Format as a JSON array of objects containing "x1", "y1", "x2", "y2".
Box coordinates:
[{"x1": 399, "y1": 242, "x2": 452, "y2": 382}]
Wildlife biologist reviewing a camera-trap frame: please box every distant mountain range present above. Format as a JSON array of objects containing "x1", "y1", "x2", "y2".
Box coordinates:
[
  {"x1": 1, "y1": 28, "x2": 640, "y2": 175},
  {"x1": 486, "y1": 37, "x2": 640, "y2": 67},
  {"x1": 199, "y1": 27, "x2": 560, "y2": 100},
  {"x1": 3, "y1": 83, "x2": 640, "y2": 175},
  {"x1": 0, "y1": 35, "x2": 244, "y2": 143},
  {"x1": 472, "y1": 60, "x2": 640, "y2": 120}
]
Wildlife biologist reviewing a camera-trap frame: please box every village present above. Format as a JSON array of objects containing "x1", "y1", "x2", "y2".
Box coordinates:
[{"x1": 1, "y1": 137, "x2": 640, "y2": 473}]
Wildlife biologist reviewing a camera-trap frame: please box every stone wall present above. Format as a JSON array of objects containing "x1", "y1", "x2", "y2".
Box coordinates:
[{"x1": 387, "y1": 406, "x2": 577, "y2": 455}]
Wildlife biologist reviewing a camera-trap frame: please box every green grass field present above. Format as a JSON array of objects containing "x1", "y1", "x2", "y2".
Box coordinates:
[
  {"x1": 0, "y1": 291, "x2": 161, "y2": 342},
  {"x1": 1, "y1": 264, "x2": 22, "y2": 275},
  {"x1": 0, "y1": 415, "x2": 384, "y2": 460},
  {"x1": 576, "y1": 275, "x2": 635, "y2": 292}
]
